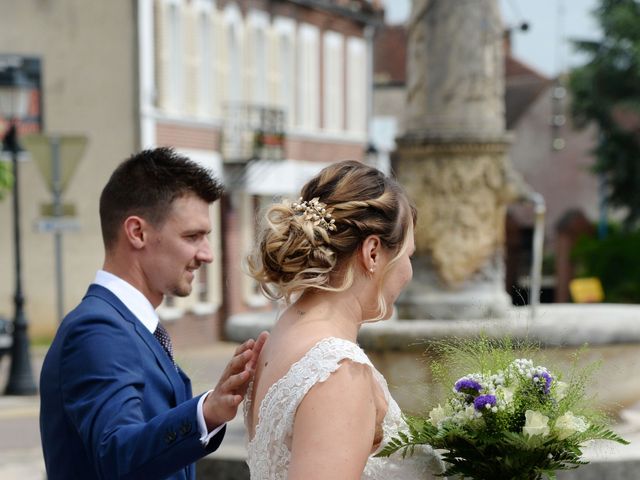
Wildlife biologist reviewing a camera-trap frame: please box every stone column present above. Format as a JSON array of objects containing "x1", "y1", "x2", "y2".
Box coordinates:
[{"x1": 396, "y1": 0, "x2": 518, "y2": 319}]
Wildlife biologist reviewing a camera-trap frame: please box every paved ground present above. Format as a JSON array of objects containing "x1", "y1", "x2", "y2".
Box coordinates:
[
  {"x1": 1, "y1": 342, "x2": 639, "y2": 479},
  {"x1": 0, "y1": 342, "x2": 249, "y2": 480}
]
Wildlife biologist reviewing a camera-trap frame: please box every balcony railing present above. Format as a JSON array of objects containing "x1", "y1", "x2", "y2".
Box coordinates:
[{"x1": 221, "y1": 104, "x2": 286, "y2": 162}]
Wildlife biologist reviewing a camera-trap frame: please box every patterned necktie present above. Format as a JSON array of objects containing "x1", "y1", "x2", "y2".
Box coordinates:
[{"x1": 153, "y1": 322, "x2": 176, "y2": 366}]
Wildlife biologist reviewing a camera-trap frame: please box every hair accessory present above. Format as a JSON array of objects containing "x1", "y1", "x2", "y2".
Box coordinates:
[{"x1": 292, "y1": 197, "x2": 337, "y2": 232}]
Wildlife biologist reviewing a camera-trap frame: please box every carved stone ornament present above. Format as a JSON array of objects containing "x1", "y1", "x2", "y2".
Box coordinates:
[{"x1": 396, "y1": 141, "x2": 518, "y2": 287}]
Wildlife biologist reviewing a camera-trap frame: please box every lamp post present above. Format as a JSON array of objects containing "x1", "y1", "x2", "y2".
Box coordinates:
[{"x1": 1, "y1": 59, "x2": 37, "y2": 395}]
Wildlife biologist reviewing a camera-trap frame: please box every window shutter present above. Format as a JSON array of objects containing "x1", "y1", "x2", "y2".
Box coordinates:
[
  {"x1": 323, "y1": 31, "x2": 344, "y2": 132},
  {"x1": 184, "y1": 4, "x2": 199, "y2": 116},
  {"x1": 216, "y1": 13, "x2": 228, "y2": 112},
  {"x1": 268, "y1": 27, "x2": 280, "y2": 109},
  {"x1": 298, "y1": 24, "x2": 319, "y2": 131},
  {"x1": 154, "y1": 0, "x2": 170, "y2": 110},
  {"x1": 208, "y1": 11, "x2": 218, "y2": 118},
  {"x1": 347, "y1": 37, "x2": 366, "y2": 134},
  {"x1": 242, "y1": 23, "x2": 252, "y2": 104}
]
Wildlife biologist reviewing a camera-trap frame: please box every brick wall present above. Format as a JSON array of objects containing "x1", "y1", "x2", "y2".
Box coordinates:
[
  {"x1": 156, "y1": 122, "x2": 221, "y2": 151},
  {"x1": 286, "y1": 137, "x2": 364, "y2": 162}
]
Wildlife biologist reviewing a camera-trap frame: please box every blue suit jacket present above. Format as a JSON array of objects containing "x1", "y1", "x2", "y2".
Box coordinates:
[{"x1": 40, "y1": 284, "x2": 225, "y2": 479}]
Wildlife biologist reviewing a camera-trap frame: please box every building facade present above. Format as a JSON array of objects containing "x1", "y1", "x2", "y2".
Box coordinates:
[
  {"x1": 0, "y1": 0, "x2": 139, "y2": 339},
  {"x1": 0, "y1": 0, "x2": 381, "y2": 344}
]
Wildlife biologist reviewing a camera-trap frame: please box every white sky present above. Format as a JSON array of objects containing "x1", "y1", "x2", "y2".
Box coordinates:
[{"x1": 380, "y1": 0, "x2": 602, "y2": 77}]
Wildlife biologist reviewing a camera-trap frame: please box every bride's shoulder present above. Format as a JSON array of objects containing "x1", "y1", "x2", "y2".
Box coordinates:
[
  {"x1": 271, "y1": 322, "x2": 361, "y2": 358},
  {"x1": 291, "y1": 335, "x2": 367, "y2": 365}
]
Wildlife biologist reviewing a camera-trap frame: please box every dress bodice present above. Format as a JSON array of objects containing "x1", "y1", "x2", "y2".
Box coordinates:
[{"x1": 244, "y1": 337, "x2": 444, "y2": 479}]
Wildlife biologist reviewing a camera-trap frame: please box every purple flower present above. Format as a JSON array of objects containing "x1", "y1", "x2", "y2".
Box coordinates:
[
  {"x1": 533, "y1": 371, "x2": 553, "y2": 394},
  {"x1": 455, "y1": 378, "x2": 483, "y2": 394},
  {"x1": 473, "y1": 395, "x2": 497, "y2": 411}
]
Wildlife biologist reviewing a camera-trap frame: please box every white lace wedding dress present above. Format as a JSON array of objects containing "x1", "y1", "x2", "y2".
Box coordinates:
[{"x1": 244, "y1": 337, "x2": 444, "y2": 479}]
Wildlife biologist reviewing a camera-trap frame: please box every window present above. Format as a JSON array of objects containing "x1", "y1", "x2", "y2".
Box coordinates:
[
  {"x1": 168, "y1": 3, "x2": 184, "y2": 112},
  {"x1": 253, "y1": 28, "x2": 267, "y2": 105},
  {"x1": 323, "y1": 31, "x2": 344, "y2": 132},
  {"x1": 297, "y1": 24, "x2": 319, "y2": 130},
  {"x1": 228, "y1": 22, "x2": 242, "y2": 104},
  {"x1": 347, "y1": 37, "x2": 366, "y2": 134},
  {"x1": 280, "y1": 34, "x2": 295, "y2": 127},
  {"x1": 245, "y1": 11, "x2": 270, "y2": 107},
  {"x1": 240, "y1": 193, "x2": 270, "y2": 307},
  {"x1": 273, "y1": 17, "x2": 296, "y2": 128},
  {"x1": 198, "y1": 11, "x2": 214, "y2": 117}
]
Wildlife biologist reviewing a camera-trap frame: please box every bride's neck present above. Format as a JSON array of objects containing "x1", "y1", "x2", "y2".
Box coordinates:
[{"x1": 291, "y1": 290, "x2": 363, "y2": 339}]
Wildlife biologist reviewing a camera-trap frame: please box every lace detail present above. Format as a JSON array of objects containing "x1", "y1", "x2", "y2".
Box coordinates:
[{"x1": 244, "y1": 337, "x2": 444, "y2": 479}]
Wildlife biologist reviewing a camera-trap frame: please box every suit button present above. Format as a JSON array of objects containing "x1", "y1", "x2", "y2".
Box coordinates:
[
  {"x1": 179, "y1": 421, "x2": 193, "y2": 436},
  {"x1": 164, "y1": 430, "x2": 177, "y2": 444}
]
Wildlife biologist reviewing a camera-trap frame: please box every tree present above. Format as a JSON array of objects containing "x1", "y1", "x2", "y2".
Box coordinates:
[{"x1": 569, "y1": 0, "x2": 640, "y2": 228}]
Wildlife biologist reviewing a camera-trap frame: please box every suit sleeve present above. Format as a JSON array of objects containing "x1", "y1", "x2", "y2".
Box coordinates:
[{"x1": 58, "y1": 314, "x2": 225, "y2": 479}]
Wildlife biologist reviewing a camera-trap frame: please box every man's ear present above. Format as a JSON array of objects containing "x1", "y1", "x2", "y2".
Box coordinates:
[
  {"x1": 359, "y1": 235, "x2": 381, "y2": 273},
  {"x1": 123, "y1": 216, "x2": 147, "y2": 249}
]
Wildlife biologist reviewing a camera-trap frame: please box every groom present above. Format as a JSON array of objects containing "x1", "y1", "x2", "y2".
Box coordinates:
[{"x1": 39, "y1": 147, "x2": 267, "y2": 479}]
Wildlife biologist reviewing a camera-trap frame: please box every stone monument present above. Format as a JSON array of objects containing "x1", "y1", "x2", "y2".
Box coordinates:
[{"x1": 395, "y1": 0, "x2": 519, "y2": 319}]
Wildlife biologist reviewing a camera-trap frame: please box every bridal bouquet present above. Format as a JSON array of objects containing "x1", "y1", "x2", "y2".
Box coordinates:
[{"x1": 377, "y1": 338, "x2": 629, "y2": 480}]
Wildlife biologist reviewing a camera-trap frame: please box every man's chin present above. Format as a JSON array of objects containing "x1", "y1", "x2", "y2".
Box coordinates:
[{"x1": 171, "y1": 285, "x2": 193, "y2": 298}]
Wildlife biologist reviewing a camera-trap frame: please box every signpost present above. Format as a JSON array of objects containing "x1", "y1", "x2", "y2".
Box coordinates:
[{"x1": 22, "y1": 134, "x2": 87, "y2": 322}]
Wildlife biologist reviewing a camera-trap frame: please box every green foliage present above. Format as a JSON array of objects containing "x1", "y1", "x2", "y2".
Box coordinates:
[
  {"x1": 572, "y1": 227, "x2": 640, "y2": 302},
  {"x1": 376, "y1": 336, "x2": 629, "y2": 480},
  {"x1": 0, "y1": 161, "x2": 12, "y2": 200},
  {"x1": 427, "y1": 336, "x2": 540, "y2": 386},
  {"x1": 569, "y1": 0, "x2": 640, "y2": 228}
]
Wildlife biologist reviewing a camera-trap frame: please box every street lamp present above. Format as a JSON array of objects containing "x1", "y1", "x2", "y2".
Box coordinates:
[{"x1": 1, "y1": 59, "x2": 37, "y2": 395}]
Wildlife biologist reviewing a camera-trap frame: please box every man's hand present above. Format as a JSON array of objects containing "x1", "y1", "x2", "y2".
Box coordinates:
[{"x1": 203, "y1": 331, "x2": 268, "y2": 429}]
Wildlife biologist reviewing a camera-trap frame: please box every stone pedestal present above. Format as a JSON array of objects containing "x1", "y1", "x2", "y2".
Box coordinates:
[
  {"x1": 395, "y1": 137, "x2": 515, "y2": 319},
  {"x1": 397, "y1": 0, "x2": 518, "y2": 318}
]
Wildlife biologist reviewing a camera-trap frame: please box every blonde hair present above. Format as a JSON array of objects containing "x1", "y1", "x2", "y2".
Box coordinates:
[{"x1": 247, "y1": 160, "x2": 416, "y2": 317}]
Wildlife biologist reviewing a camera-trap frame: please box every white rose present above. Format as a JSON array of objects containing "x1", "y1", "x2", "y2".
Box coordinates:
[
  {"x1": 554, "y1": 412, "x2": 589, "y2": 440},
  {"x1": 429, "y1": 405, "x2": 448, "y2": 427},
  {"x1": 523, "y1": 410, "x2": 550, "y2": 438},
  {"x1": 496, "y1": 386, "x2": 514, "y2": 404},
  {"x1": 555, "y1": 381, "x2": 569, "y2": 400},
  {"x1": 464, "y1": 404, "x2": 476, "y2": 419}
]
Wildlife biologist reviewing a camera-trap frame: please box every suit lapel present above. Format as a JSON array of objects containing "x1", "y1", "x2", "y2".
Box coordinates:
[
  {"x1": 84, "y1": 284, "x2": 189, "y2": 405},
  {"x1": 134, "y1": 320, "x2": 188, "y2": 404}
]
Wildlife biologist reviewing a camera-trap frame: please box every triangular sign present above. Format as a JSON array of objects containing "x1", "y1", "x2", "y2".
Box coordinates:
[{"x1": 22, "y1": 134, "x2": 88, "y2": 194}]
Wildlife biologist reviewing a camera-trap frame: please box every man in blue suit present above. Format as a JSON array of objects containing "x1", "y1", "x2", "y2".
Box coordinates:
[{"x1": 39, "y1": 147, "x2": 267, "y2": 479}]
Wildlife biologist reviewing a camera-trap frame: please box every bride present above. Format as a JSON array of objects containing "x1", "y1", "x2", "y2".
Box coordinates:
[{"x1": 244, "y1": 160, "x2": 443, "y2": 479}]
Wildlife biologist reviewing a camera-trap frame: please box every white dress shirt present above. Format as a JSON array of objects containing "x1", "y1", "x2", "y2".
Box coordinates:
[{"x1": 93, "y1": 270, "x2": 224, "y2": 445}]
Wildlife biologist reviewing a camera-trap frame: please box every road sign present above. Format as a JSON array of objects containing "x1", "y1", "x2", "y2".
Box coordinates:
[
  {"x1": 21, "y1": 134, "x2": 88, "y2": 194},
  {"x1": 34, "y1": 217, "x2": 80, "y2": 233},
  {"x1": 40, "y1": 202, "x2": 76, "y2": 217}
]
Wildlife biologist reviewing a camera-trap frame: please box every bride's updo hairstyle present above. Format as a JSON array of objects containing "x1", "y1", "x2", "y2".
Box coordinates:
[{"x1": 248, "y1": 160, "x2": 416, "y2": 316}]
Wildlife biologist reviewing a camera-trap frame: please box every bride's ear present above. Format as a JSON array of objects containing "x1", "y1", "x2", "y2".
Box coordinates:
[{"x1": 359, "y1": 235, "x2": 381, "y2": 274}]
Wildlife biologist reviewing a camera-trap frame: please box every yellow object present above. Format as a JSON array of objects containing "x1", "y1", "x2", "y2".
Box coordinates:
[{"x1": 569, "y1": 277, "x2": 604, "y2": 303}]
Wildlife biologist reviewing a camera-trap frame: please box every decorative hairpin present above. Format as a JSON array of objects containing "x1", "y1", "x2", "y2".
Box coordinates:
[{"x1": 291, "y1": 197, "x2": 337, "y2": 232}]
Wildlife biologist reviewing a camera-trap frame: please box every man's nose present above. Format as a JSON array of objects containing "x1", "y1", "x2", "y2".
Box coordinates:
[{"x1": 197, "y1": 238, "x2": 214, "y2": 264}]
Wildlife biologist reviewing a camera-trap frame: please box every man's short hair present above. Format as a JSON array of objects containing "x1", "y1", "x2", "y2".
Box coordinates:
[{"x1": 99, "y1": 147, "x2": 223, "y2": 250}]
